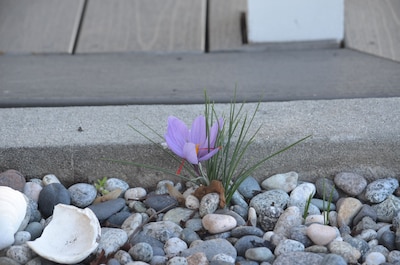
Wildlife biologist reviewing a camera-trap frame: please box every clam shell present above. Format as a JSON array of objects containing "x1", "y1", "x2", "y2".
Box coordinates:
[
  {"x1": 0, "y1": 186, "x2": 27, "y2": 250},
  {"x1": 27, "y1": 204, "x2": 101, "y2": 264}
]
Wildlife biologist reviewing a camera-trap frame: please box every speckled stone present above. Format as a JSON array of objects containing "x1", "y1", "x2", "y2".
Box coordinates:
[
  {"x1": 181, "y1": 238, "x2": 237, "y2": 261},
  {"x1": 105, "y1": 178, "x2": 129, "y2": 193},
  {"x1": 163, "y1": 207, "x2": 195, "y2": 224},
  {"x1": 328, "y1": 241, "x2": 361, "y2": 264},
  {"x1": 68, "y1": 183, "x2": 97, "y2": 208},
  {"x1": 199, "y1": 193, "x2": 220, "y2": 217},
  {"x1": 6, "y1": 245, "x2": 34, "y2": 264},
  {"x1": 186, "y1": 252, "x2": 208, "y2": 265},
  {"x1": 365, "y1": 178, "x2": 399, "y2": 203},
  {"x1": 142, "y1": 221, "x2": 183, "y2": 243},
  {"x1": 164, "y1": 237, "x2": 188, "y2": 257},
  {"x1": 372, "y1": 195, "x2": 400, "y2": 222},
  {"x1": 288, "y1": 182, "x2": 316, "y2": 208},
  {"x1": 249, "y1": 189, "x2": 289, "y2": 216},
  {"x1": 13, "y1": 231, "x2": 31, "y2": 245},
  {"x1": 125, "y1": 187, "x2": 147, "y2": 200},
  {"x1": 272, "y1": 251, "x2": 323, "y2": 265},
  {"x1": 274, "y1": 239, "x2": 305, "y2": 256},
  {"x1": 97, "y1": 228, "x2": 128, "y2": 256},
  {"x1": 334, "y1": 172, "x2": 367, "y2": 196},
  {"x1": 274, "y1": 206, "x2": 303, "y2": 238},
  {"x1": 129, "y1": 242, "x2": 153, "y2": 262}
]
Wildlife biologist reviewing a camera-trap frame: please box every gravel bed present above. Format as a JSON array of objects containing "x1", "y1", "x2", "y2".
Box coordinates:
[{"x1": 1, "y1": 169, "x2": 400, "y2": 265}]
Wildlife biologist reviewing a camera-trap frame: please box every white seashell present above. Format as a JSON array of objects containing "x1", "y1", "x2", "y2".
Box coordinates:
[
  {"x1": 27, "y1": 204, "x2": 101, "y2": 264},
  {"x1": 0, "y1": 186, "x2": 27, "y2": 250}
]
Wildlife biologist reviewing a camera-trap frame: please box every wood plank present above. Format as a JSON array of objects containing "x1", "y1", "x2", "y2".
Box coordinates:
[
  {"x1": 345, "y1": 0, "x2": 400, "y2": 62},
  {"x1": 0, "y1": 0, "x2": 84, "y2": 54},
  {"x1": 76, "y1": 0, "x2": 206, "y2": 53},
  {"x1": 208, "y1": 0, "x2": 246, "y2": 51}
]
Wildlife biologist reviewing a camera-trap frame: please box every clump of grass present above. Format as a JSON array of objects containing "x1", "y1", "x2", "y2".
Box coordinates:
[
  {"x1": 107, "y1": 90, "x2": 310, "y2": 206},
  {"x1": 94, "y1": 177, "x2": 109, "y2": 195}
]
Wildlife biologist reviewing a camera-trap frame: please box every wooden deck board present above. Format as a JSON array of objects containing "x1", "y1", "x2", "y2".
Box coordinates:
[
  {"x1": 76, "y1": 0, "x2": 206, "y2": 53},
  {"x1": 345, "y1": 0, "x2": 400, "y2": 62},
  {"x1": 208, "y1": 0, "x2": 246, "y2": 51},
  {"x1": 0, "y1": 0, "x2": 84, "y2": 54}
]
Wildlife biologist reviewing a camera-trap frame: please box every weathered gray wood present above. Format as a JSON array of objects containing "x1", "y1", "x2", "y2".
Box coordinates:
[
  {"x1": 208, "y1": 0, "x2": 246, "y2": 51},
  {"x1": 1, "y1": 49, "x2": 400, "y2": 107},
  {"x1": 345, "y1": 0, "x2": 400, "y2": 62},
  {"x1": 76, "y1": 0, "x2": 206, "y2": 53},
  {"x1": 0, "y1": 0, "x2": 84, "y2": 54}
]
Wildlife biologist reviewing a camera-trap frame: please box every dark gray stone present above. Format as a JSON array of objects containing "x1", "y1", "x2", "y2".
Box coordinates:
[
  {"x1": 234, "y1": 235, "x2": 269, "y2": 256},
  {"x1": 237, "y1": 176, "x2": 261, "y2": 199},
  {"x1": 353, "y1": 204, "x2": 377, "y2": 225},
  {"x1": 321, "y1": 253, "x2": 347, "y2": 265},
  {"x1": 144, "y1": 194, "x2": 178, "y2": 212},
  {"x1": 88, "y1": 198, "x2": 126, "y2": 221},
  {"x1": 231, "y1": 226, "x2": 264, "y2": 238},
  {"x1": 272, "y1": 251, "x2": 323, "y2": 265},
  {"x1": 379, "y1": 231, "x2": 396, "y2": 251},
  {"x1": 38, "y1": 183, "x2": 71, "y2": 218},
  {"x1": 315, "y1": 178, "x2": 339, "y2": 202}
]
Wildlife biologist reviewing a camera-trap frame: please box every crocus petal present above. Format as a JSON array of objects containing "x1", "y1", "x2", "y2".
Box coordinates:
[
  {"x1": 183, "y1": 142, "x2": 199, "y2": 164},
  {"x1": 165, "y1": 116, "x2": 189, "y2": 158},
  {"x1": 198, "y1": 147, "x2": 220, "y2": 162},
  {"x1": 190, "y1": 116, "x2": 206, "y2": 144}
]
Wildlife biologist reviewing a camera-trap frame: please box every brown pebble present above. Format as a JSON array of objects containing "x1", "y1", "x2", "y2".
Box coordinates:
[{"x1": 0, "y1": 169, "x2": 26, "y2": 191}]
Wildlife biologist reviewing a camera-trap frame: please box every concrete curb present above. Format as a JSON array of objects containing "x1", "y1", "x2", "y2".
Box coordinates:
[{"x1": 1, "y1": 97, "x2": 399, "y2": 188}]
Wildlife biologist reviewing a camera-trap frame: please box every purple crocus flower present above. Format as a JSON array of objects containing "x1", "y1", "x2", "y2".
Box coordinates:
[{"x1": 165, "y1": 115, "x2": 223, "y2": 165}]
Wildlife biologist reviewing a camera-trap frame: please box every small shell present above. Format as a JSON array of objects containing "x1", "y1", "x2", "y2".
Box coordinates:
[
  {"x1": 27, "y1": 204, "x2": 101, "y2": 264},
  {"x1": 0, "y1": 186, "x2": 27, "y2": 250}
]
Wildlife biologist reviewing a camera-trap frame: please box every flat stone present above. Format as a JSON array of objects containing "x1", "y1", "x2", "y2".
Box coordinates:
[
  {"x1": 306, "y1": 223, "x2": 338, "y2": 245},
  {"x1": 144, "y1": 194, "x2": 178, "y2": 212},
  {"x1": 245, "y1": 247, "x2": 274, "y2": 262},
  {"x1": 320, "y1": 253, "x2": 347, "y2": 265},
  {"x1": 261, "y1": 171, "x2": 298, "y2": 193},
  {"x1": 181, "y1": 238, "x2": 237, "y2": 261},
  {"x1": 334, "y1": 172, "x2": 367, "y2": 196},
  {"x1": 88, "y1": 198, "x2": 126, "y2": 221},
  {"x1": 272, "y1": 252, "x2": 323, "y2": 265},
  {"x1": 163, "y1": 207, "x2": 195, "y2": 224}
]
